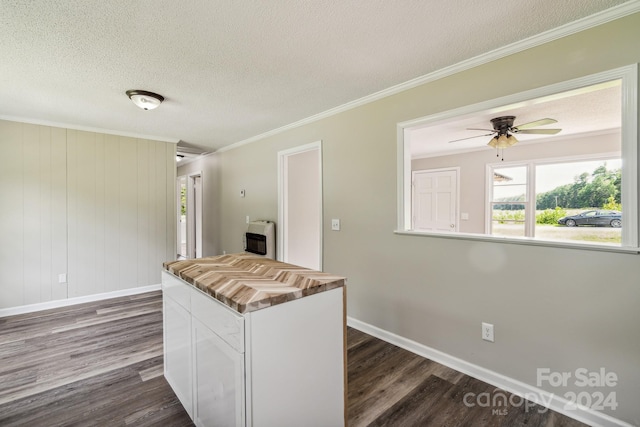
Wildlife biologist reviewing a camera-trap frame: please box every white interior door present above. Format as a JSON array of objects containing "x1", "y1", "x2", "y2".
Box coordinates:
[
  {"x1": 278, "y1": 142, "x2": 323, "y2": 270},
  {"x1": 412, "y1": 169, "x2": 458, "y2": 231}
]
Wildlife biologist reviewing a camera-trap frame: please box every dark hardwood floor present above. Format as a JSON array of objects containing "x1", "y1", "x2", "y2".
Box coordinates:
[
  {"x1": 346, "y1": 328, "x2": 587, "y2": 427},
  {"x1": 0, "y1": 291, "x2": 192, "y2": 426},
  {"x1": 0, "y1": 291, "x2": 588, "y2": 426}
]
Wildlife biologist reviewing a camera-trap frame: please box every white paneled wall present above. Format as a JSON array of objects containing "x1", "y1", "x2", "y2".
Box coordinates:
[
  {"x1": 0, "y1": 121, "x2": 67, "y2": 307},
  {"x1": 0, "y1": 120, "x2": 176, "y2": 308}
]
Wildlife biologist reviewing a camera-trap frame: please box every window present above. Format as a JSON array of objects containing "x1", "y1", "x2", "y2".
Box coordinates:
[
  {"x1": 486, "y1": 157, "x2": 621, "y2": 245},
  {"x1": 490, "y1": 165, "x2": 528, "y2": 238},
  {"x1": 397, "y1": 65, "x2": 638, "y2": 250}
]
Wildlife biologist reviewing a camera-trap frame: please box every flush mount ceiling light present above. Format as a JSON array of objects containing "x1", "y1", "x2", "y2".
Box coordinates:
[{"x1": 126, "y1": 90, "x2": 164, "y2": 110}]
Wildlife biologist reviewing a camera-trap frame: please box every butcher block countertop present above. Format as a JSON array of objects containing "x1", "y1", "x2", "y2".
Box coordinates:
[{"x1": 163, "y1": 253, "x2": 346, "y2": 314}]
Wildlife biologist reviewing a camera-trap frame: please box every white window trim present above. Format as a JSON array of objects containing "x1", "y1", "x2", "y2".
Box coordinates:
[
  {"x1": 396, "y1": 64, "x2": 639, "y2": 253},
  {"x1": 485, "y1": 162, "x2": 531, "y2": 237}
]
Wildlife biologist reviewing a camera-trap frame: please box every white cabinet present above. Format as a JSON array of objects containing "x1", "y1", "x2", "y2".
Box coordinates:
[
  {"x1": 162, "y1": 271, "x2": 345, "y2": 427},
  {"x1": 163, "y1": 292, "x2": 193, "y2": 418},
  {"x1": 246, "y1": 288, "x2": 345, "y2": 427},
  {"x1": 192, "y1": 317, "x2": 245, "y2": 426}
]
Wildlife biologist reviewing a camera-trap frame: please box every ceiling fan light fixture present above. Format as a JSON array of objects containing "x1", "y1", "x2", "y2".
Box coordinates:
[
  {"x1": 488, "y1": 134, "x2": 512, "y2": 149},
  {"x1": 496, "y1": 134, "x2": 509, "y2": 148},
  {"x1": 126, "y1": 90, "x2": 164, "y2": 110},
  {"x1": 454, "y1": 115, "x2": 561, "y2": 162}
]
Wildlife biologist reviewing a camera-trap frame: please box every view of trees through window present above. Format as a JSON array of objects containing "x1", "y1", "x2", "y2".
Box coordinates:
[
  {"x1": 491, "y1": 159, "x2": 622, "y2": 245},
  {"x1": 537, "y1": 165, "x2": 621, "y2": 208}
]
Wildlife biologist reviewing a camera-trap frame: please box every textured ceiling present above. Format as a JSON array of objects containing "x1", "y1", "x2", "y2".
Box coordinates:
[{"x1": 0, "y1": 0, "x2": 634, "y2": 151}]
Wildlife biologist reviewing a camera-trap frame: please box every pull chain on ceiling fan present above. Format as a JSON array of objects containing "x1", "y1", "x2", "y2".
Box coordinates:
[{"x1": 449, "y1": 116, "x2": 562, "y2": 161}]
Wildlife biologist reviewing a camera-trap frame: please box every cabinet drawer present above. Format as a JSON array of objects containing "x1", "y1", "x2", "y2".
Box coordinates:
[
  {"x1": 161, "y1": 271, "x2": 191, "y2": 310},
  {"x1": 191, "y1": 287, "x2": 245, "y2": 353}
]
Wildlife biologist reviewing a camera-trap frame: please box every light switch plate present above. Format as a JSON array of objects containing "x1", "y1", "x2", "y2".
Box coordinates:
[{"x1": 331, "y1": 219, "x2": 340, "y2": 231}]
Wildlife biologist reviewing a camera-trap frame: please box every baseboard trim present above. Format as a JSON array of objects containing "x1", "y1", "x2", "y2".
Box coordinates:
[
  {"x1": 347, "y1": 316, "x2": 633, "y2": 427},
  {"x1": 0, "y1": 285, "x2": 162, "y2": 318}
]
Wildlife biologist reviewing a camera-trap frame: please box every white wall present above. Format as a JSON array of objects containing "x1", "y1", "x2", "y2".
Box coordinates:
[
  {"x1": 0, "y1": 120, "x2": 176, "y2": 308},
  {"x1": 189, "y1": 13, "x2": 640, "y2": 425}
]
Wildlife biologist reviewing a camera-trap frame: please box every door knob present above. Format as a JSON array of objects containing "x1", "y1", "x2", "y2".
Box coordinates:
[{"x1": 450, "y1": 224, "x2": 455, "y2": 228}]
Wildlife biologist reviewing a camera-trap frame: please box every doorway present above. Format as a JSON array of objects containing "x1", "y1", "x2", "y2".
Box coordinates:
[
  {"x1": 176, "y1": 172, "x2": 203, "y2": 259},
  {"x1": 177, "y1": 176, "x2": 187, "y2": 258},
  {"x1": 278, "y1": 142, "x2": 323, "y2": 270}
]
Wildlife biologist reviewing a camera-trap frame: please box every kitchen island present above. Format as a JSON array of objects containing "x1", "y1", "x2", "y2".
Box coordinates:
[{"x1": 162, "y1": 253, "x2": 346, "y2": 427}]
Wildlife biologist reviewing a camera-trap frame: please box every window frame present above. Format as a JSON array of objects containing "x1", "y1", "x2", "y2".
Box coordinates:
[
  {"x1": 396, "y1": 64, "x2": 639, "y2": 253},
  {"x1": 485, "y1": 153, "x2": 622, "y2": 242},
  {"x1": 486, "y1": 163, "x2": 531, "y2": 238}
]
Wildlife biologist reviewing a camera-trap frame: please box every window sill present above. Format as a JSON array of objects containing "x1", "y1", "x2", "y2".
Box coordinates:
[{"x1": 394, "y1": 229, "x2": 640, "y2": 254}]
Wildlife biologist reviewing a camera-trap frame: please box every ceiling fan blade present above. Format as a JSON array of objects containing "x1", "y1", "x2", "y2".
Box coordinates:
[
  {"x1": 513, "y1": 118, "x2": 557, "y2": 130},
  {"x1": 449, "y1": 132, "x2": 495, "y2": 143},
  {"x1": 515, "y1": 128, "x2": 562, "y2": 135},
  {"x1": 466, "y1": 127, "x2": 495, "y2": 132}
]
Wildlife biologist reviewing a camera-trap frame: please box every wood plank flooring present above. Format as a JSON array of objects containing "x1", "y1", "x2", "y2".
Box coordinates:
[
  {"x1": 347, "y1": 328, "x2": 588, "y2": 427},
  {"x1": 0, "y1": 291, "x2": 192, "y2": 426},
  {"x1": 0, "y1": 291, "x2": 588, "y2": 426}
]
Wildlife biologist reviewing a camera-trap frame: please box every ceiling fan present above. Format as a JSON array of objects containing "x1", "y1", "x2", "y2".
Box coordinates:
[{"x1": 449, "y1": 115, "x2": 562, "y2": 160}]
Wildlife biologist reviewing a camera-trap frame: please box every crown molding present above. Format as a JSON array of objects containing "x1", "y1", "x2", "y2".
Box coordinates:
[{"x1": 218, "y1": 2, "x2": 640, "y2": 154}]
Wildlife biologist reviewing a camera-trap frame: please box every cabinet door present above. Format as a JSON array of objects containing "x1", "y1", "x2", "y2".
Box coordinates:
[
  {"x1": 164, "y1": 296, "x2": 193, "y2": 418},
  {"x1": 192, "y1": 317, "x2": 244, "y2": 427}
]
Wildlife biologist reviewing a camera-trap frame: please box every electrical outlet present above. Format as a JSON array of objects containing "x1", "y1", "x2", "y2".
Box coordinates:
[
  {"x1": 240, "y1": 189, "x2": 246, "y2": 198},
  {"x1": 331, "y1": 219, "x2": 340, "y2": 231},
  {"x1": 58, "y1": 273, "x2": 67, "y2": 284},
  {"x1": 482, "y1": 322, "x2": 494, "y2": 342}
]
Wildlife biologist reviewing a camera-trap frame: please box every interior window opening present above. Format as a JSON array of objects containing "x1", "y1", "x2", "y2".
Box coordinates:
[{"x1": 399, "y1": 65, "x2": 637, "y2": 250}]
